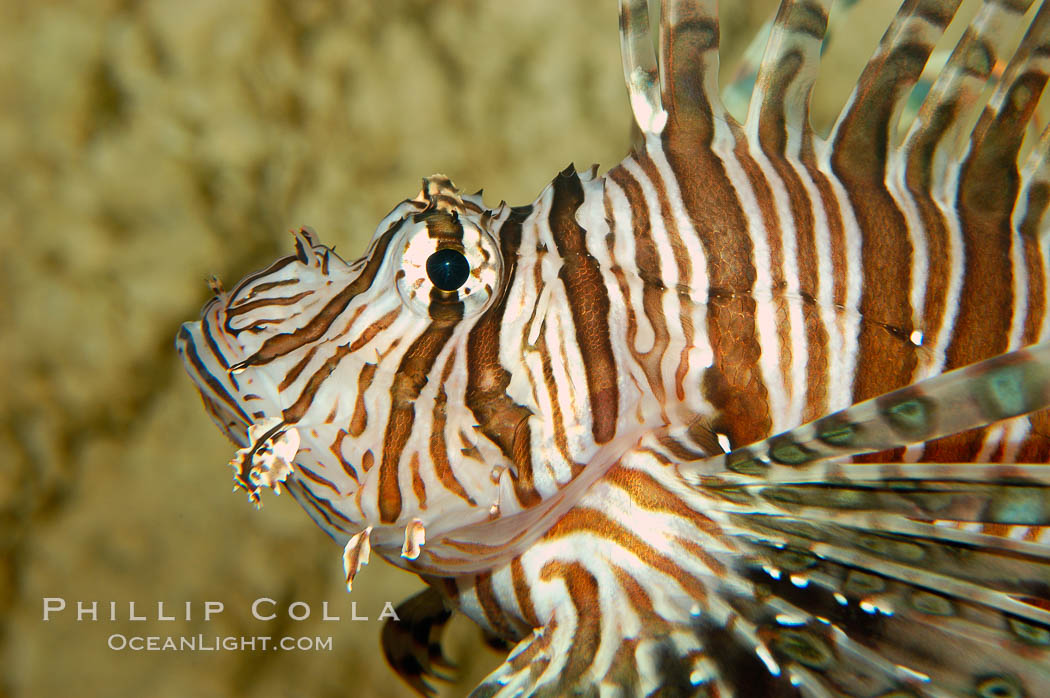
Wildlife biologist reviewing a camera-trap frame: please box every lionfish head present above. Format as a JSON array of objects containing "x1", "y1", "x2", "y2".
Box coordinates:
[{"x1": 176, "y1": 174, "x2": 549, "y2": 580}]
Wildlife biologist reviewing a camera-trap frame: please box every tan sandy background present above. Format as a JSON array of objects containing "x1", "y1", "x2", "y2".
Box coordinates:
[{"x1": 2, "y1": 2, "x2": 907, "y2": 697}]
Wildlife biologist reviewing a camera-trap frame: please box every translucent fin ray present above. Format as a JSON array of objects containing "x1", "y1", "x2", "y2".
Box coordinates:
[
  {"x1": 620, "y1": 0, "x2": 667, "y2": 138},
  {"x1": 747, "y1": 0, "x2": 833, "y2": 159},
  {"x1": 661, "y1": 0, "x2": 730, "y2": 137},
  {"x1": 830, "y1": 0, "x2": 963, "y2": 178},
  {"x1": 713, "y1": 533, "x2": 1050, "y2": 696}
]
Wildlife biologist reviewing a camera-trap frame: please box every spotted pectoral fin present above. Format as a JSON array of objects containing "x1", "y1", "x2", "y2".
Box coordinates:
[
  {"x1": 703, "y1": 500, "x2": 1050, "y2": 697},
  {"x1": 719, "y1": 462, "x2": 1050, "y2": 531},
  {"x1": 669, "y1": 343, "x2": 1050, "y2": 695},
  {"x1": 680, "y1": 341, "x2": 1050, "y2": 487},
  {"x1": 381, "y1": 586, "x2": 456, "y2": 697},
  {"x1": 686, "y1": 456, "x2": 1050, "y2": 696}
]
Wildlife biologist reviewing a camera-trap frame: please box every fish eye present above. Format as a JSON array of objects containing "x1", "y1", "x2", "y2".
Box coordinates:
[
  {"x1": 394, "y1": 198, "x2": 500, "y2": 318},
  {"x1": 425, "y1": 248, "x2": 470, "y2": 291}
]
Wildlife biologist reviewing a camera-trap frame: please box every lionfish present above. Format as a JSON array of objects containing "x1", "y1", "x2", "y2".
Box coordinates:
[{"x1": 178, "y1": 0, "x2": 1050, "y2": 695}]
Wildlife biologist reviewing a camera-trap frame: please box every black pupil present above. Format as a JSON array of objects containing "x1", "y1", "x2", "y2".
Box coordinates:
[{"x1": 425, "y1": 248, "x2": 470, "y2": 291}]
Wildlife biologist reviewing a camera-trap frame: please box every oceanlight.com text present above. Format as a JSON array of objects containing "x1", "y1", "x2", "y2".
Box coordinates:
[{"x1": 107, "y1": 634, "x2": 334, "y2": 652}]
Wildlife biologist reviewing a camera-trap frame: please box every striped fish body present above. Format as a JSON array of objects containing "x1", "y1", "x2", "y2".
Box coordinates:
[{"x1": 179, "y1": 1, "x2": 1050, "y2": 695}]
